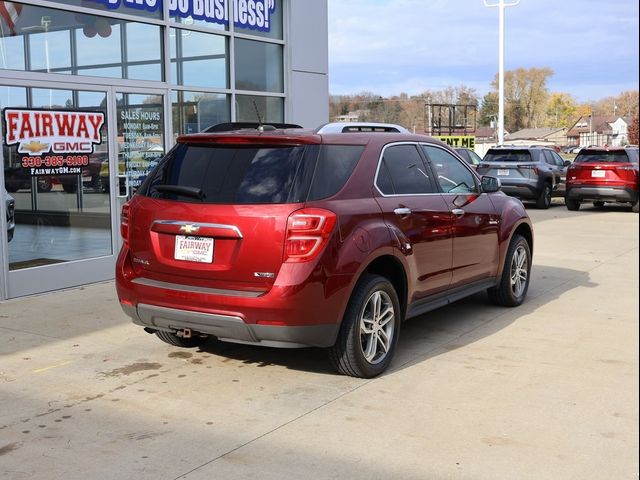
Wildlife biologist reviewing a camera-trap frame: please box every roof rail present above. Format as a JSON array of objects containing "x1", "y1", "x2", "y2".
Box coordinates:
[
  {"x1": 204, "y1": 122, "x2": 303, "y2": 133},
  {"x1": 316, "y1": 122, "x2": 410, "y2": 134}
]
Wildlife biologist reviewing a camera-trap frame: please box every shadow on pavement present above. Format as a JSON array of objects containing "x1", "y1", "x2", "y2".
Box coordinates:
[{"x1": 194, "y1": 264, "x2": 597, "y2": 378}]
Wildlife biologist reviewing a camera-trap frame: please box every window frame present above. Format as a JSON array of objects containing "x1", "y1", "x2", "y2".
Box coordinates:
[{"x1": 373, "y1": 142, "x2": 439, "y2": 197}]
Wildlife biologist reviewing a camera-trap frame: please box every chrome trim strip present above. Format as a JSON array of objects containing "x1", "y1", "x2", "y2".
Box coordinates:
[
  {"x1": 132, "y1": 277, "x2": 264, "y2": 297},
  {"x1": 153, "y1": 220, "x2": 243, "y2": 238}
]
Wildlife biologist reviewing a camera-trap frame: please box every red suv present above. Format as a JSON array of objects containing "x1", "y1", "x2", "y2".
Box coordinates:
[
  {"x1": 565, "y1": 146, "x2": 639, "y2": 212},
  {"x1": 116, "y1": 123, "x2": 534, "y2": 378}
]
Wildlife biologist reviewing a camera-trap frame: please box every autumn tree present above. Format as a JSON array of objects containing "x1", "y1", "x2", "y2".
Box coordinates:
[
  {"x1": 545, "y1": 92, "x2": 578, "y2": 128},
  {"x1": 490, "y1": 67, "x2": 554, "y2": 131},
  {"x1": 628, "y1": 116, "x2": 639, "y2": 145}
]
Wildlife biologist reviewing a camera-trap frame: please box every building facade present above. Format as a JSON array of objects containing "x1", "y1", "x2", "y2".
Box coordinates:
[{"x1": 0, "y1": 0, "x2": 329, "y2": 299}]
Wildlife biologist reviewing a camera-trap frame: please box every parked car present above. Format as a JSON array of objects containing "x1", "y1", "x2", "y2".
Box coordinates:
[
  {"x1": 116, "y1": 122, "x2": 534, "y2": 378},
  {"x1": 477, "y1": 146, "x2": 570, "y2": 209},
  {"x1": 565, "y1": 146, "x2": 639, "y2": 212},
  {"x1": 4, "y1": 188, "x2": 15, "y2": 242},
  {"x1": 454, "y1": 147, "x2": 482, "y2": 169}
]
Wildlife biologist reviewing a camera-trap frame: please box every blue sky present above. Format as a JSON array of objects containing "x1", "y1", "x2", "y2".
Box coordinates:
[{"x1": 327, "y1": 0, "x2": 640, "y2": 101}]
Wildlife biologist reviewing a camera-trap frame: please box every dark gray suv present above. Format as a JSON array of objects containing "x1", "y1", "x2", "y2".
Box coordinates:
[{"x1": 477, "y1": 146, "x2": 570, "y2": 209}]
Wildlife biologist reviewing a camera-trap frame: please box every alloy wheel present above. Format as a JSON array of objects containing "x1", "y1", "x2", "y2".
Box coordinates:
[
  {"x1": 359, "y1": 290, "x2": 395, "y2": 365},
  {"x1": 510, "y1": 245, "x2": 529, "y2": 298}
]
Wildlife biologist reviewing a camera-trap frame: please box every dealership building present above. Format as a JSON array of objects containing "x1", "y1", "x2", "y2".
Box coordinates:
[{"x1": 0, "y1": 0, "x2": 329, "y2": 300}]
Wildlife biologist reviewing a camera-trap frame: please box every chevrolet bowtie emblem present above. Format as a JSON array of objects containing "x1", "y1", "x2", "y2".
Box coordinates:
[{"x1": 180, "y1": 224, "x2": 200, "y2": 234}]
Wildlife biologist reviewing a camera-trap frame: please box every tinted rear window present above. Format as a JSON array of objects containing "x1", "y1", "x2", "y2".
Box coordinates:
[
  {"x1": 575, "y1": 150, "x2": 633, "y2": 163},
  {"x1": 139, "y1": 144, "x2": 314, "y2": 204},
  {"x1": 137, "y1": 143, "x2": 364, "y2": 204},
  {"x1": 484, "y1": 150, "x2": 532, "y2": 162}
]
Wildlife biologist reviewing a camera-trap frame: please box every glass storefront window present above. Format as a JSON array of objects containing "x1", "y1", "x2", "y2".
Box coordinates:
[
  {"x1": 2, "y1": 85, "x2": 112, "y2": 271},
  {"x1": 0, "y1": 3, "x2": 163, "y2": 81},
  {"x1": 233, "y1": 0, "x2": 282, "y2": 40},
  {"x1": 170, "y1": 28, "x2": 228, "y2": 89},
  {"x1": 236, "y1": 94, "x2": 283, "y2": 123},
  {"x1": 172, "y1": 91, "x2": 230, "y2": 137},
  {"x1": 234, "y1": 38, "x2": 282, "y2": 92},
  {"x1": 43, "y1": 0, "x2": 162, "y2": 20},
  {"x1": 116, "y1": 93, "x2": 165, "y2": 192}
]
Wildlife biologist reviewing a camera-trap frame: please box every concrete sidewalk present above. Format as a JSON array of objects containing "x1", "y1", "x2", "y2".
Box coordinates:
[{"x1": 1, "y1": 205, "x2": 638, "y2": 479}]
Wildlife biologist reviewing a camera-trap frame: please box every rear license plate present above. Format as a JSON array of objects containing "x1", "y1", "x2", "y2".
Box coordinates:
[
  {"x1": 591, "y1": 170, "x2": 606, "y2": 178},
  {"x1": 174, "y1": 235, "x2": 214, "y2": 263},
  {"x1": 497, "y1": 169, "x2": 510, "y2": 176}
]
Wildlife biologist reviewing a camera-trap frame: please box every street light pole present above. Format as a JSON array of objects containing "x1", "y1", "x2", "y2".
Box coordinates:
[{"x1": 484, "y1": 0, "x2": 520, "y2": 145}]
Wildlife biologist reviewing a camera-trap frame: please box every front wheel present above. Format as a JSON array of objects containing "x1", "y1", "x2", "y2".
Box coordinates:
[
  {"x1": 328, "y1": 274, "x2": 401, "y2": 378},
  {"x1": 593, "y1": 201, "x2": 605, "y2": 208},
  {"x1": 488, "y1": 234, "x2": 531, "y2": 307}
]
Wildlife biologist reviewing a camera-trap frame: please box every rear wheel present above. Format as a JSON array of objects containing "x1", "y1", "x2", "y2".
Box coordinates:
[
  {"x1": 565, "y1": 197, "x2": 580, "y2": 211},
  {"x1": 155, "y1": 330, "x2": 208, "y2": 348},
  {"x1": 535, "y1": 183, "x2": 552, "y2": 209},
  {"x1": 328, "y1": 274, "x2": 401, "y2": 378},
  {"x1": 488, "y1": 234, "x2": 531, "y2": 307},
  {"x1": 593, "y1": 201, "x2": 605, "y2": 208},
  {"x1": 633, "y1": 200, "x2": 639, "y2": 213},
  {"x1": 36, "y1": 177, "x2": 52, "y2": 193}
]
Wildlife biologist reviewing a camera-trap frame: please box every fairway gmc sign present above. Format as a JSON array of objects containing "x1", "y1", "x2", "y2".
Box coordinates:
[{"x1": 3, "y1": 108, "x2": 105, "y2": 156}]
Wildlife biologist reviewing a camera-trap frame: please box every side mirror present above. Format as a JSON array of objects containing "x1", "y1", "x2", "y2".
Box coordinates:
[
  {"x1": 563, "y1": 160, "x2": 571, "y2": 167},
  {"x1": 481, "y1": 176, "x2": 501, "y2": 193}
]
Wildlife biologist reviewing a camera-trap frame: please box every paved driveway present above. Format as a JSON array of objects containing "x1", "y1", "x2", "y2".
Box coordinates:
[{"x1": 1, "y1": 202, "x2": 638, "y2": 480}]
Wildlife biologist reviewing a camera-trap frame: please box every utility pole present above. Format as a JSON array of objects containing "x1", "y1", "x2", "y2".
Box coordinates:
[{"x1": 484, "y1": 0, "x2": 520, "y2": 145}]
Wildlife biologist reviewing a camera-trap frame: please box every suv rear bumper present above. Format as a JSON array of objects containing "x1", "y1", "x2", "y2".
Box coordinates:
[
  {"x1": 498, "y1": 179, "x2": 540, "y2": 200},
  {"x1": 116, "y1": 248, "x2": 348, "y2": 348},
  {"x1": 566, "y1": 186, "x2": 638, "y2": 203},
  {"x1": 121, "y1": 302, "x2": 339, "y2": 348}
]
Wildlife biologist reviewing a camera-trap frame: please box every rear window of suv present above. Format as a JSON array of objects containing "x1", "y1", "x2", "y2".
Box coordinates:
[
  {"x1": 483, "y1": 150, "x2": 532, "y2": 162},
  {"x1": 138, "y1": 143, "x2": 363, "y2": 204},
  {"x1": 575, "y1": 150, "x2": 634, "y2": 163}
]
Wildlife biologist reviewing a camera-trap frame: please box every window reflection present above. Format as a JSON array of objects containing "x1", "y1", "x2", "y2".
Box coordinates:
[
  {"x1": 171, "y1": 28, "x2": 228, "y2": 89},
  {"x1": 236, "y1": 95, "x2": 283, "y2": 123},
  {"x1": 235, "y1": 39, "x2": 282, "y2": 92},
  {"x1": 172, "y1": 91, "x2": 230, "y2": 137},
  {"x1": 0, "y1": 2, "x2": 162, "y2": 81}
]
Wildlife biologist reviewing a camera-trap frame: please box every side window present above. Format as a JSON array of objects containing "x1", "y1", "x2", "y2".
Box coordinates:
[
  {"x1": 552, "y1": 152, "x2": 565, "y2": 166},
  {"x1": 422, "y1": 145, "x2": 478, "y2": 194},
  {"x1": 308, "y1": 145, "x2": 365, "y2": 200},
  {"x1": 376, "y1": 144, "x2": 435, "y2": 195}
]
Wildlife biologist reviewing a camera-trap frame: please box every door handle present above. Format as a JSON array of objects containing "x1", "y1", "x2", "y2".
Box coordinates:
[
  {"x1": 394, "y1": 207, "x2": 412, "y2": 216},
  {"x1": 451, "y1": 208, "x2": 465, "y2": 218}
]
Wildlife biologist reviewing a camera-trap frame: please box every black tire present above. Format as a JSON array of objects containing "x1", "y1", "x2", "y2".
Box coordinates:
[
  {"x1": 535, "y1": 183, "x2": 552, "y2": 209},
  {"x1": 36, "y1": 177, "x2": 52, "y2": 193},
  {"x1": 328, "y1": 274, "x2": 401, "y2": 378},
  {"x1": 565, "y1": 197, "x2": 580, "y2": 211},
  {"x1": 632, "y1": 200, "x2": 639, "y2": 213},
  {"x1": 593, "y1": 201, "x2": 605, "y2": 208},
  {"x1": 155, "y1": 330, "x2": 207, "y2": 348},
  {"x1": 488, "y1": 234, "x2": 531, "y2": 307}
]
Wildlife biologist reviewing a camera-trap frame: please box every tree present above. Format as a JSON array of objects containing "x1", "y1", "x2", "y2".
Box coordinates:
[
  {"x1": 479, "y1": 92, "x2": 498, "y2": 126},
  {"x1": 491, "y1": 67, "x2": 554, "y2": 131},
  {"x1": 545, "y1": 92, "x2": 578, "y2": 128},
  {"x1": 628, "y1": 116, "x2": 639, "y2": 145}
]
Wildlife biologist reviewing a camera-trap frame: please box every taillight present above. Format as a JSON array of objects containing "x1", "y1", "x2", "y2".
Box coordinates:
[
  {"x1": 518, "y1": 165, "x2": 539, "y2": 175},
  {"x1": 120, "y1": 203, "x2": 130, "y2": 244},
  {"x1": 284, "y1": 208, "x2": 337, "y2": 263}
]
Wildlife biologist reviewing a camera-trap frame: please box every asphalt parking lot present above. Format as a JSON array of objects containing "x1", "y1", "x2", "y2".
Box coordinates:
[{"x1": 1, "y1": 200, "x2": 638, "y2": 480}]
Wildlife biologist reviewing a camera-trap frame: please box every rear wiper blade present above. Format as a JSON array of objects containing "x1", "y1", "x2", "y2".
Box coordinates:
[{"x1": 154, "y1": 185, "x2": 205, "y2": 200}]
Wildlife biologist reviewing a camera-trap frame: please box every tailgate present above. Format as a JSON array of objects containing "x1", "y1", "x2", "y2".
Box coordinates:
[{"x1": 128, "y1": 198, "x2": 297, "y2": 289}]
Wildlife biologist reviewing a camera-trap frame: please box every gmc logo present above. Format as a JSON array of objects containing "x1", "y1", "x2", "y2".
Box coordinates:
[{"x1": 53, "y1": 141, "x2": 92, "y2": 153}]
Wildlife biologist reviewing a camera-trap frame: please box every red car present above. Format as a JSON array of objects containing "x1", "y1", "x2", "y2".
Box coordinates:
[
  {"x1": 565, "y1": 146, "x2": 639, "y2": 212},
  {"x1": 116, "y1": 123, "x2": 534, "y2": 378}
]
